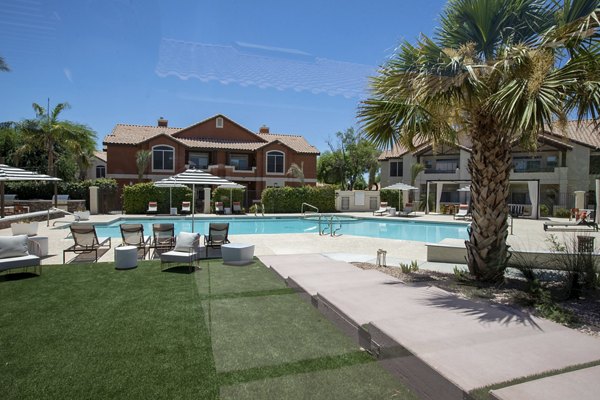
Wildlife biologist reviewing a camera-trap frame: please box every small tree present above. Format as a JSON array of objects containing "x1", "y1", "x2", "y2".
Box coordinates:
[
  {"x1": 136, "y1": 150, "x2": 152, "y2": 182},
  {"x1": 287, "y1": 162, "x2": 305, "y2": 185}
]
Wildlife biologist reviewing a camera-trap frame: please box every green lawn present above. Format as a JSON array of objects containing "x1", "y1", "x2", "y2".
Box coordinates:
[{"x1": 0, "y1": 259, "x2": 416, "y2": 399}]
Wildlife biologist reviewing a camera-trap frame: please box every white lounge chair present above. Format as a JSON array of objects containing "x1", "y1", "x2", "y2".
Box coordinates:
[
  {"x1": 398, "y1": 203, "x2": 414, "y2": 217},
  {"x1": 181, "y1": 201, "x2": 191, "y2": 214},
  {"x1": 373, "y1": 202, "x2": 388, "y2": 216},
  {"x1": 454, "y1": 204, "x2": 470, "y2": 220},
  {"x1": 159, "y1": 232, "x2": 202, "y2": 272},
  {"x1": 0, "y1": 235, "x2": 42, "y2": 276},
  {"x1": 147, "y1": 201, "x2": 158, "y2": 214}
]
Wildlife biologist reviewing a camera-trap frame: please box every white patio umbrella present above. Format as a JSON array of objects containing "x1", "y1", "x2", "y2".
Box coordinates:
[
  {"x1": 162, "y1": 169, "x2": 238, "y2": 231},
  {"x1": 154, "y1": 178, "x2": 187, "y2": 210},
  {"x1": 382, "y1": 182, "x2": 418, "y2": 210},
  {"x1": 0, "y1": 164, "x2": 62, "y2": 218}
]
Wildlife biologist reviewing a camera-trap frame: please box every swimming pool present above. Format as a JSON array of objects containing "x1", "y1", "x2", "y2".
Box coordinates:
[{"x1": 87, "y1": 216, "x2": 469, "y2": 243}]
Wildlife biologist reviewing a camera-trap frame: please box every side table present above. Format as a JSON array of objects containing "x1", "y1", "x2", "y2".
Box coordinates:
[{"x1": 115, "y1": 246, "x2": 138, "y2": 270}]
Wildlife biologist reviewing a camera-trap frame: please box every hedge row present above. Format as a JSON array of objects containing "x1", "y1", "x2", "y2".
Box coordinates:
[
  {"x1": 122, "y1": 183, "x2": 192, "y2": 214},
  {"x1": 261, "y1": 186, "x2": 336, "y2": 213},
  {"x1": 5, "y1": 179, "x2": 118, "y2": 202}
]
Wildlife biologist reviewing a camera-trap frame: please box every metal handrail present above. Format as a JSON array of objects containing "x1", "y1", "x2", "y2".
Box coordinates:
[
  {"x1": 317, "y1": 214, "x2": 343, "y2": 237},
  {"x1": 49, "y1": 207, "x2": 81, "y2": 227},
  {"x1": 301, "y1": 202, "x2": 319, "y2": 215}
]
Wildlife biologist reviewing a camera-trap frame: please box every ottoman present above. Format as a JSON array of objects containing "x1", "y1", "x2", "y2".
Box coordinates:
[
  {"x1": 221, "y1": 243, "x2": 255, "y2": 266},
  {"x1": 115, "y1": 246, "x2": 138, "y2": 270}
]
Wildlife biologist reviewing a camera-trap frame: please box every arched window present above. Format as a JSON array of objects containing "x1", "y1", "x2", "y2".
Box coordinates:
[
  {"x1": 266, "y1": 151, "x2": 284, "y2": 173},
  {"x1": 152, "y1": 145, "x2": 175, "y2": 171}
]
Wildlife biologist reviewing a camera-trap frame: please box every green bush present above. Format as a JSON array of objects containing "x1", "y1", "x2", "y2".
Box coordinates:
[
  {"x1": 5, "y1": 179, "x2": 118, "y2": 206},
  {"x1": 261, "y1": 186, "x2": 335, "y2": 213},
  {"x1": 540, "y1": 204, "x2": 549, "y2": 217},
  {"x1": 553, "y1": 207, "x2": 571, "y2": 218},
  {"x1": 122, "y1": 182, "x2": 192, "y2": 214}
]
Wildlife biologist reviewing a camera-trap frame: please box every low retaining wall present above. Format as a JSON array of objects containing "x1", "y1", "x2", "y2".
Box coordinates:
[
  {"x1": 0, "y1": 210, "x2": 65, "y2": 230},
  {"x1": 10, "y1": 200, "x2": 86, "y2": 213}
]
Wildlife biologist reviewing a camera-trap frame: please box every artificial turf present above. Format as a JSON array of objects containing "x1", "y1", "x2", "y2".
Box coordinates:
[{"x1": 0, "y1": 259, "x2": 416, "y2": 399}]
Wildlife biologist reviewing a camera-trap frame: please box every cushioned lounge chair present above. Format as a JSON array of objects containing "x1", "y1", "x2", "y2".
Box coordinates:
[
  {"x1": 64, "y1": 224, "x2": 112, "y2": 263},
  {"x1": 544, "y1": 211, "x2": 598, "y2": 231},
  {"x1": 454, "y1": 204, "x2": 471, "y2": 220},
  {"x1": 119, "y1": 223, "x2": 151, "y2": 259},
  {"x1": 0, "y1": 235, "x2": 42, "y2": 276},
  {"x1": 159, "y1": 232, "x2": 202, "y2": 272},
  {"x1": 398, "y1": 203, "x2": 414, "y2": 217},
  {"x1": 151, "y1": 223, "x2": 175, "y2": 257},
  {"x1": 204, "y1": 223, "x2": 230, "y2": 257},
  {"x1": 181, "y1": 201, "x2": 191, "y2": 214},
  {"x1": 214, "y1": 202, "x2": 224, "y2": 214},
  {"x1": 373, "y1": 202, "x2": 388, "y2": 216},
  {"x1": 232, "y1": 202, "x2": 242, "y2": 214},
  {"x1": 147, "y1": 201, "x2": 158, "y2": 214}
]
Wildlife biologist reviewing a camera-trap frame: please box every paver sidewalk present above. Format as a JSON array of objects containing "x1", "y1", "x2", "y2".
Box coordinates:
[{"x1": 259, "y1": 254, "x2": 600, "y2": 400}]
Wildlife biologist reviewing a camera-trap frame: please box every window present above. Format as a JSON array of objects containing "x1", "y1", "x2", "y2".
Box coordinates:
[
  {"x1": 590, "y1": 155, "x2": 600, "y2": 174},
  {"x1": 229, "y1": 153, "x2": 250, "y2": 170},
  {"x1": 513, "y1": 156, "x2": 541, "y2": 172},
  {"x1": 152, "y1": 145, "x2": 174, "y2": 171},
  {"x1": 390, "y1": 161, "x2": 403, "y2": 177},
  {"x1": 436, "y1": 159, "x2": 458, "y2": 172},
  {"x1": 266, "y1": 151, "x2": 284, "y2": 173},
  {"x1": 189, "y1": 152, "x2": 209, "y2": 169},
  {"x1": 216, "y1": 117, "x2": 223, "y2": 128},
  {"x1": 546, "y1": 155, "x2": 558, "y2": 168},
  {"x1": 95, "y1": 165, "x2": 106, "y2": 178}
]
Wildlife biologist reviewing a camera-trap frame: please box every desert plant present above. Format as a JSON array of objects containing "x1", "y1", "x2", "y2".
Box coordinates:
[
  {"x1": 553, "y1": 208, "x2": 571, "y2": 218},
  {"x1": 136, "y1": 150, "x2": 151, "y2": 182},
  {"x1": 400, "y1": 260, "x2": 419, "y2": 274}
]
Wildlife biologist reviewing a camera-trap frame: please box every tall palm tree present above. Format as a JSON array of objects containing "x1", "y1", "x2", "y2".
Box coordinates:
[
  {"x1": 0, "y1": 56, "x2": 9, "y2": 72},
  {"x1": 136, "y1": 150, "x2": 152, "y2": 182},
  {"x1": 19, "y1": 102, "x2": 97, "y2": 178},
  {"x1": 359, "y1": 0, "x2": 600, "y2": 282}
]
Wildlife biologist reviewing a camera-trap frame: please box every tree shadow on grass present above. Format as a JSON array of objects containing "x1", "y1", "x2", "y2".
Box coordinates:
[{"x1": 421, "y1": 290, "x2": 542, "y2": 330}]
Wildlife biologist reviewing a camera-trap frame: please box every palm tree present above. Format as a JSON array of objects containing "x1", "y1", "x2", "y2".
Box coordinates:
[
  {"x1": 359, "y1": 0, "x2": 600, "y2": 282},
  {"x1": 0, "y1": 56, "x2": 9, "y2": 72},
  {"x1": 287, "y1": 162, "x2": 305, "y2": 185},
  {"x1": 409, "y1": 163, "x2": 425, "y2": 203},
  {"x1": 19, "y1": 102, "x2": 97, "y2": 177},
  {"x1": 136, "y1": 150, "x2": 152, "y2": 182}
]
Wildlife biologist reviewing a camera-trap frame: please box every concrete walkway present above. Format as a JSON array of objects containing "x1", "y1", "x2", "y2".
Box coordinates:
[{"x1": 259, "y1": 253, "x2": 600, "y2": 400}]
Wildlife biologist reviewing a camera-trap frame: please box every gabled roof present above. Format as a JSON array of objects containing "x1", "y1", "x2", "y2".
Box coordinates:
[
  {"x1": 173, "y1": 114, "x2": 267, "y2": 143},
  {"x1": 103, "y1": 117, "x2": 319, "y2": 154},
  {"x1": 94, "y1": 151, "x2": 107, "y2": 162}
]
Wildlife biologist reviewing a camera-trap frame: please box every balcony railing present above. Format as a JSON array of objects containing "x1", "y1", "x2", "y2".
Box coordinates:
[
  {"x1": 424, "y1": 168, "x2": 458, "y2": 174},
  {"x1": 512, "y1": 166, "x2": 556, "y2": 173}
]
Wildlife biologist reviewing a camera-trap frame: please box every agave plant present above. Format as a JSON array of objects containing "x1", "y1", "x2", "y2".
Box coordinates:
[{"x1": 359, "y1": 0, "x2": 600, "y2": 282}]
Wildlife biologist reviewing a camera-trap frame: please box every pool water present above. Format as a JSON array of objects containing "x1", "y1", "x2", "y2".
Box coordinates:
[{"x1": 89, "y1": 216, "x2": 468, "y2": 243}]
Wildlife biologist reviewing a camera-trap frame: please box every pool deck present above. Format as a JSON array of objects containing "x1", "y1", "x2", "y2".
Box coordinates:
[{"x1": 1, "y1": 211, "x2": 594, "y2": 266}]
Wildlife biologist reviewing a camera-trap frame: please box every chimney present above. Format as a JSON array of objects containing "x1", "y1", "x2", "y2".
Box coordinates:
[
  {"x1": 259, "y1": 124, "x2": 269, "y2": 133},
  {"x1": 158, "y1": 117, "x2": 168, "y2": 127}
]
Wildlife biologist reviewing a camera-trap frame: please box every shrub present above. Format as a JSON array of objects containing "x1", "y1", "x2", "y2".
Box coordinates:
[
  {"x1": 211, "y1": 187, "x2": 244, "y2": 209},
  {"x1": 539, "y1": 204, "x2": 549, "y2": 217},
  {"x1": 5, "y1": 179, "x2": 118, "y2": 208},
  {"x1": 122, "y1": 182, "x2": 192, "y2": 214},
  {"x1": 400, "y1": 260, "x2": 419, "y2": 273},
  {"x1": 553, "y1": 207, "x2": 571, "y2": 218},
  {"x1": 261, "y1": 186, "x2": 335, "y2": 213}
]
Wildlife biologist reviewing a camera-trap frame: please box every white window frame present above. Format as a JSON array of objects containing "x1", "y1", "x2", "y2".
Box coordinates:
[
  {"x1": 216, "y1": 117, "x2": 224, "y2": 128},
  {"x1": 152, "y1": 145, "x2": 175, "y2": 172},
  {"x1": 95, "y1": 165, "x2": 106, "y2": 178},
  {"x1": 266, "y1": 150, "x2": 285, "y2": 174}
]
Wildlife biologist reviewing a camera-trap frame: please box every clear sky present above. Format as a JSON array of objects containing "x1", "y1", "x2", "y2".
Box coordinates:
[{"x1": 1, "y1": 0, "x2": 448, "y2": 154}]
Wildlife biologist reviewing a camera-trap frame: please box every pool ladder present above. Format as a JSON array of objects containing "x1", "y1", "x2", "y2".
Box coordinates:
[{"x1": 318, "y1": 214, "x2": 342, "y2": 237}]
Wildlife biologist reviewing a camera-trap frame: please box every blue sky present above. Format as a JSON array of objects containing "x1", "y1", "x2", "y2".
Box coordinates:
[{"x1": 1, "y1": 0, "x2": 448, "y2": 153}]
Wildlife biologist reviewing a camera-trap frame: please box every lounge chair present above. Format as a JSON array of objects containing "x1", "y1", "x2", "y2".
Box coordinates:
[
  {"x1": 214, "y1": 202, "x2": 224, "y2": 214},
  {"x1": 454, "y1": 204, "x2": 470, "y2": 220},
  {"x1": 119, "y1": 224, "x2": 151, "y2": 259},
  {"x1": 398, "y1": 203, "x2": 414, "y2": 217},
  {"x1": 0, "y1": 235, "x2": 42, "y2": 276},
  {"x1": 181, "y1": 201, "x2": 191, "y2": 214},
  {"x1": 232, "y1": 202, "x2": 242, "y2": 214},
  {"x1": 64, "y1": 224, "x2": 112, "y2": 263},
  {"x1": 373, "y1": 202, "x2": 388, "y2": 216},
  {"x1": 544, "y1": 211, "x2": 598, "y2": 231},
  {"x1": 147, "y1": 201, "x2": 158, "y2": 214},
  {"x1": 151, "y1": 223, "x2": 175, "y2": 256},
  {"x1": 159, "y1": 232, "x2": 202, "y2": 272},
  {"x1": 52, "y1": 194, "x2": 69, "y2": 210},
  {"x1": 204, "y1": 222, "x2": 230, "y2": 257}
]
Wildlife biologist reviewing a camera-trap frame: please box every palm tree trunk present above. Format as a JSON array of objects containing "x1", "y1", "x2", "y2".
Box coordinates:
[{"x1": 465, "y1": 113, "x2": 512, "y2": 282}]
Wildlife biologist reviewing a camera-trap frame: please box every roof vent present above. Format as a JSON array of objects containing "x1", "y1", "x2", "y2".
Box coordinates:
[
  {"x1": 216, "y1": 117, "x2": 224, "y2": 128},
  {"x1": 259, "y1": 125, "x2": 270, "y2": 133},
  {"x1": 158, "y1": 117, "x2": 168, "y2": 127}
]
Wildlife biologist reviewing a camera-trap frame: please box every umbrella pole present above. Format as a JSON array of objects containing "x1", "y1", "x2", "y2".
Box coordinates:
[
  {"x1": 170, "y1": 187, "x2": 172, "y2": 210},
  {"x1": 0, "y1": 182, "x2": 5, "y2": 218},
  {"x1": 192, "y1": 184, "x2": 195, "y2": 232}
]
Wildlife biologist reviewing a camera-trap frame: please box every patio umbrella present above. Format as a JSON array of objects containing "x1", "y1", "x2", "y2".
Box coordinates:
[
  {"x1": 0, "y1": 164, "x2": 62, "y2": 218},
  {"x1": 382, "y1": 182, "x2": 418, "y2": 210},
  {"x1": 154, "y1": 178, "x2": 187, "y2": 210},
  {"x1": 163, "y1": 169, "x2": 237, "y2": 231}
]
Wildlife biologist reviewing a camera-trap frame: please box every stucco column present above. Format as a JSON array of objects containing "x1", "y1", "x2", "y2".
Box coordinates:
[
  {"x1": 89, "y1": 186, "x2": 99, "y2": 215},
  {"x1": 574, "y1": 190, "x2": 586, "y2": 210},
  {"x1": 596, "y1": 180, "x2": 600, "y2": 224},
  {"x1": 203, "y1": 187, "x2": 211, "y2": 214}
]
